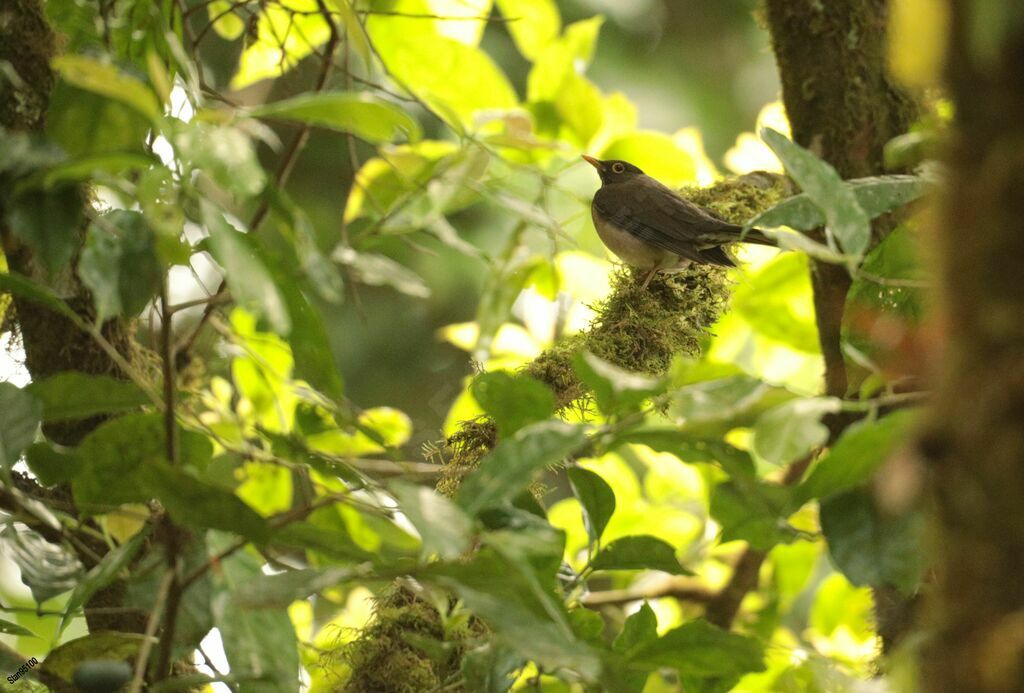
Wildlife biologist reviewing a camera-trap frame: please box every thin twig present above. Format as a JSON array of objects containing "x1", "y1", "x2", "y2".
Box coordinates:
[
  {"x1": 176, "y1": 3, "x2": 342, "y2": 356},
  {"x1": 128, "y1": 568, "x2": 174, "y2": 693}
]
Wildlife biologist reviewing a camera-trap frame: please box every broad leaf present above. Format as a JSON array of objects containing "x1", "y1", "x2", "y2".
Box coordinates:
[
  {"x1": 251, "y1": 92, "x2": 421, "y2": 143},
  {"x1": 799, "y1": 410, "x2": 917, "y2": 502},
  {"x1": 141, "y1": 463, "x2": 271, "y2": 543},
  {"x1": 626, "y1": 618, "x2": 765, "y2": 679},
  {"x1": 567, "y1": 467, "x2": 616, "y2": 544},
  {"x1": 78, "y1": 210, "x2": 162, "y2": 321},
  {"x1": 820, "y1": 488, "x2": 924, "y2": 594},
  {"x1": 0, "y1": 382, "x2": 42, "y2": 469},
  {"x1": 211, "y1": 533, "x2": 300, "y2": 692},
  {"x1": 495, "y1": 0, "x2": 561, "y2": 61},
  {"x1": 64, "y1": 526, "x2": 150, "y2": 626},
  {"x1": 470, "y1": 371, "x2": 555, "y2": 437},
  {"x1": 52, "y1": 55, "x2": 161, "y2": 121},
  {"x1": 0, "y1": 619, "x2": 35, "y2": 637},
  {"x1": 392, "y1": 482, "x2": 473, "y2": 560},
  {"x1": 5, "y1": 186, "x2": 83, "y2": 274},
  {"x1": 614, "y1": 602, "x2": 658, "y2": 653},
  {"x1": 457, "y1": 421, "x2": 587, "y2": 515},
  {"x1": 761, "y1": 128, "x2": 871, "y2": 256},
  {"x1": 27, "y1": 372, "x2": 149, "y2": 421},
  {"x1": 430, "y1": 548, "x2": 601, "y2": 679},
  {"x1": 573, "y1": 351, "x2": 666, "y2": 416},
  {"x1": 0, "y1": 525, "x2": 82, "y2": 603},
  {"x1": 367, "y1": 0, "x2": 518, "y2": 130},
  {"x1": 590, "y1": 535, "x2": 687, "y2": 575},
  {"x1": 202, "y1": 201, "x2": 291, "y2": 334},
  {"x1": 752, "y1": 397, "x2": 840, "y2": 466}
]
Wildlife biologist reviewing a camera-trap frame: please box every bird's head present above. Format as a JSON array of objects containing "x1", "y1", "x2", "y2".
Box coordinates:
[{"x1": 582, "y1": 155, "x2": 644, "y2": 185}]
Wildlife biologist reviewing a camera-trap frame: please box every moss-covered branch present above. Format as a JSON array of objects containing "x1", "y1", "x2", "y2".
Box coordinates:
[{"x1": 342, "y1": 173, "x2": 789, "y2": 691}]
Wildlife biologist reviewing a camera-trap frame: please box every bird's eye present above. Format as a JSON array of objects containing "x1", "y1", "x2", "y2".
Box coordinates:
[{"x1": 611, "y1": 162, "x2": 625, "y2": 173}]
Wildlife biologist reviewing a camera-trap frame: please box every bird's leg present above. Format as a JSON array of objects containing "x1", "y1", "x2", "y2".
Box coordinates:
[{"x1": 640, "y1": 268, "x2": 658, "y2": 290}]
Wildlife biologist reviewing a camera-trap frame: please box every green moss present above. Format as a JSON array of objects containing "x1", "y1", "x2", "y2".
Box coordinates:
[
  {"x1": 435, "y1": 417, "x2": 497, "y2": 498},
  {"x1": 346, "y1": 174, "x2": 792, "y2": 689},
  {"x1": 340, "y1": 587, "x2": 483, "y2": 692}
]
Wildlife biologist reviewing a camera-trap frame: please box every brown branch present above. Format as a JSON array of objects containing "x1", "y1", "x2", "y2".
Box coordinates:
[{"x1": 582, "y1": 577, "x2": 715, "y2": 608}]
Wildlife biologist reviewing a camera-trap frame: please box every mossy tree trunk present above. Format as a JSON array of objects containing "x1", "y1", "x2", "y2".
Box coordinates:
[
  {"x1": 920, "y1": 3, "x2": 1024, "y2": 690},
  {"x1": 0, "y1": 0, "x2": 141, "y2": 633},
  {"x1": 707, "y1": 0, "x2": 918, "y2": 646}
]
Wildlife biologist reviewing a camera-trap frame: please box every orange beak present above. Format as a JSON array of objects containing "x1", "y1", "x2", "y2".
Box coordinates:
[{"x1": 582, "y1": 155, "x2": 602, "y2": 170}]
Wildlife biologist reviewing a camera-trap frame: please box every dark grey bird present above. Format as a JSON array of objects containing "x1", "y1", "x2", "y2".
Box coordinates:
[{"x1": 583, "y1": 155, "x2": 777, "y2": 289}]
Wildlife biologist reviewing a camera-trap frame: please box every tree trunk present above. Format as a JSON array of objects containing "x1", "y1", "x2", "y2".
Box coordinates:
[
  {"x1": 0, "y1": 0, "x2": 141, "y2": 633},
  {"x1": 761, "y1": 0, "x2": 919, "y2": 651},
  {"x1": 921, "y1": 2, "x2": 1024, "y2": 690}
]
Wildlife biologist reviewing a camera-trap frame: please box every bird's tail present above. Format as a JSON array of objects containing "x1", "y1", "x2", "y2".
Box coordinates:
[{"x1": 734, "y1": 226, "x2": 776, "y2": 247}]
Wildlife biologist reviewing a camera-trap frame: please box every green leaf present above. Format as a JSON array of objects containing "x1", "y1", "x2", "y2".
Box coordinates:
[
  {"x1": 799, "y1": 410, "x2": 918, "y2": 503},
  {"x1": 40, "y1": 152, "x2": 156, "y2": 188},
  {"x1": 0, "y1": 271, "x2": 76, "y2": 319},
  {"x1": 430, "y1": 548, "x2": 601, "y2": 679},
  {"x1": 626, "y1": 618, "x2": 765, "y2": 679},
  {"x1": 24, "y1": 443, "x2": 77, "y2": 486},
  {"x1": 573, "y1": 351, "x2": 666, "y2": 415},
  {"x1": 78, "y1": 210, "x2": 163, "y2": 321},
  {"x1": 73, "y1": 413, "x2": 213, "y2": 513},
  {"x1": 207, "y1": 0, "x2": 246, "y2": 40},
  {"x1": 670, "y1": 375, "x2": 781, "y2": 432},
  {"x1": 64, "y1": 526, "x2": 150, "y2": 625},
  {"x1": 761, "y1": 128, "x2": 871, "y2": 256},
  {"x1": 617, "y1": 431, "x2": 756, "y2": 478},
  {"x1": 567, "y1": 467, "x2": 615, "y2": 544},
  {"x1": 326, "y1": 0, "x2": 372, "y2": 65},
  {"x1": 820, "y1": 488, "x2": 924, "y2": 593},
  {"x1": 5, "y1": 186, "x2": 83, "y2": 274},
  {"x1": 141, "y1": 463, "x2": 270, "y2": 543},
  {"x1": 847, "y1": 225, "x2": 925, "y2": 325},
  {"x1": 752, "y1": 397, "x2": 840, "y2": 466},
  {"x1": 202, "y1": 201, "x2": 291, "y2": 334},
  {"x1": 175, "y1": 123, "x2": 266, "y2": 199},
  {"x1": 710, "y1": 478, "x2": 796, "y2": 551},
  {"x1": 457, "y1": 421, "x2": 587, "y2": 515},
  {"x1": 470, "y1": 371, "x2": 555, "y2": 437},
  {"x1": 251, "y1": 92, "x2": 421, "y2": 143},
  {"x1": 332, "y1": 246, "x2": 430, "y2": 298},
  {"x1": 46, "y1": 82, "x2": 151, "y2": 156},
  {"x1": 392, "y1": 482, "x2": 473, "y2": 560},
  {"x1": 614, "y1": 602, "x2": 658, "y2": 653},
  {"x1": 367, "y1": 0, "x2": 518, "y2": 130},
  {"x1": 38, "y1": 632, "x2": 144, "y2": 686},
  {"x1": 609, "y1": 602, "x2": 659, "y2": 693},
  {"x1": 495, "y1": 0, "x2": 561, "y2": 61},
  {"x1": 461, "y1": 643, "x2": 523, "y2": 693},
  {"x1": 52, "y1": 55, "x2": 161, "y2": 121},
  {"x1": 27, "y1": 371, "x2": 149, "y2": 421},
  {"x1": 0, "y1": 618, "x2": 35, "y2": 637},
  {"x1": 590, "y1": 535, "x2": 687, "y2": 575},
  {"x1": 732, "y1": 253, "x2": 820, "y2": 353},
  {"x1": 749, "y1": 175, "x2": 927, "y2": 234},
  {"x1": 233, "y1": 567, "x2": 357, "y2": 608},
  {"x1": 0, "y1": 382, "x2": 42, "y2": 469},
  {"x1": 210, "y1": 532, "x2": 299, "y2": 692}
]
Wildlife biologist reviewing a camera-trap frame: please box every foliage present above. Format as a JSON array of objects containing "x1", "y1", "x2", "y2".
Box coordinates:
[{"x1": 0, "y1": 0, "x2": 935, "y2": 690}]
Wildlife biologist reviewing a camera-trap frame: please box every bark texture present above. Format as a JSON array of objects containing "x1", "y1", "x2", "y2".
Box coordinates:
[
  {"x1": 765, "y1": 0, "x2": 917, "y2": 400},
  {"x1": 921, "y1": 3, "x2": 1024, "y2": 690},
  {"x1": 0, "y1": 0, "x2": 141, "y2": 634},
  {"x1": 715, "y1": 0, "x2": 919, "y2": 648}
]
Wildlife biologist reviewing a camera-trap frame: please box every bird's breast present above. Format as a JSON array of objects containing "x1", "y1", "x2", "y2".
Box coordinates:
[{"x1": 591, "y1": 207, "x2": 675, "y2": 270}]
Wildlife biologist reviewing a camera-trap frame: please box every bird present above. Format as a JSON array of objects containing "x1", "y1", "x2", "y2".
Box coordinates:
[{"x1": 582, "y1": 155, "x2": 777, "y2": 289}]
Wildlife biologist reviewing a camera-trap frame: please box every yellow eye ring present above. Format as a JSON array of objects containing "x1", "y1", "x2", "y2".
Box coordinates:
[{"x1": 611, "y1": 162, "x2": 625, "y2": 173}]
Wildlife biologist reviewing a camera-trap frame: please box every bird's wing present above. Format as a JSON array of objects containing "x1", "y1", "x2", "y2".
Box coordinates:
[{"x1": 594, "y1": 176, "x2": 774, "y2": 259}]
